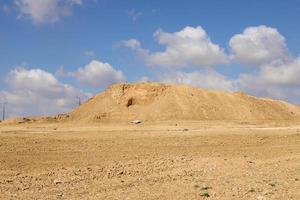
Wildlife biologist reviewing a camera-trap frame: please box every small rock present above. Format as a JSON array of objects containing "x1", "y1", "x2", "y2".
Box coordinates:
[
  {"x1": 130, "y1": 120, "x2": 142, "y2": 124},
  {"x1": 57, "y1": 193, "x2": 64, "y2": 197},
  {"x1": 54, "y1": 179, "x2": 63, "y2": 184},
  {"x1": 117, "y1": 171, "x2": 124, "y2": 175},
  {"x1": 87, "y1": 167, "x2": 92, "y2": 171}
]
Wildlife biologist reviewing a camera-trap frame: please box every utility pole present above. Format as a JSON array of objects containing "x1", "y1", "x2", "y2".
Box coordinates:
[
  {"x1": 2, "y1": 102, "x2": 7, "y2": 121},
  {"x1": 76, "y1": 96, "x2": 81, "y2": 106}
]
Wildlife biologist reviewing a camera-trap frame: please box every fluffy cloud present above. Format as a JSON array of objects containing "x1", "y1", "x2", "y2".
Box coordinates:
[
  {"x1": 259, "y1": 58, "x2": 300, "y2": 86},
  {"x1": 229, "y1": 25, "x2": 290, "y2": 65},
  {"x1": 123, "y1": 26, "x2": 228, "y2": 68},
  {"x1": 0, "y1": 67, "x2": 90, "y2": 117},
  {"x1": 158, "y1": 69, "x2": 236, "y2": 92},
  {"x1": 14, "y1": 0, "x2": 83, "y2": 24},
  {"x1": 228, "y1": 25, "x2": 300, "y2": 103},
  {"x1": 122, "y1": 25, "x2": 300, "y2": 103},
  {"x1": 237, "y1": 57, "x2": 300, "y2": 103},
  {"x1": 122, "y1": 39, "x2": 149, "y2": 60},
  {"x1": 0, "y1": 60, "x2": 126, "y2": 118},
  {"x1": 122, "y1": 39, "x2": 142, "y2": 49},
  {"x1": 71, "y1": 60, "x2": 125, "y2": 88},
  {"x1": 157, "y1": 57, "x2": 300, "y2": 103}
]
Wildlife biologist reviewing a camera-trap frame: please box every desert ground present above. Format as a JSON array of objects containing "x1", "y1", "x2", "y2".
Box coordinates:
[{"x1": 1, "y1": 121, "x2": 300, "y2": 200}]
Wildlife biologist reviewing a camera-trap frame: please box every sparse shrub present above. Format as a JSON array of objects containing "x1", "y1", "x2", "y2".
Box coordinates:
[{"x1": 200, "y1": 192, "x2": 210, "y2": 197}]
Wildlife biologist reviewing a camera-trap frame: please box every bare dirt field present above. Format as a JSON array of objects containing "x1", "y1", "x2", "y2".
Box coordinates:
[{"x1": 1, "y1": 121, "x2": 300, "y2": 200}]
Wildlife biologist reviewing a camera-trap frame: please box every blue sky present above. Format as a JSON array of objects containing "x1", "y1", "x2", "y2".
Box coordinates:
[{"x1": 1, "y1": 0, "x2": 300, "y2": 117}]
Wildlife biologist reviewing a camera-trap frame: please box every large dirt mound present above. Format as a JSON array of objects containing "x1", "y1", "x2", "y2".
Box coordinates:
[{"x1": 66, "y1": 82, "x2": 300, "y2": 122}]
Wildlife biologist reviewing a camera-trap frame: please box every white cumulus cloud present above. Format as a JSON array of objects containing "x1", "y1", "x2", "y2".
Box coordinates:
[
  {"x1": 123, "y1": 26, "x2": 228, "y2": 68},
  {"x1": 71, "y1": 60, "x2": 126, "y2": 88},
  {"x1": 158, "y1": 69, "x2": 236, "y2": 92},
  {"x1": 229, "y1": 25, "x2": 290, "y2": 66},
  {"x1": 259, "y1": 58, "x2": 300, "y2": 86},
  {"x1": 14, "y1": 0, "x2": 83, "y2": 24},
  {"x1": 237, "y1": 57, "x2": 300, "y2": 103},
  {"x1": 0, "y1": 67, "x2": 90, "y2": 117}
]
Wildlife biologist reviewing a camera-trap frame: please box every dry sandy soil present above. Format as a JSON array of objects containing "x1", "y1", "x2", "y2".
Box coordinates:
[{"x1": 1, "y1": 121, "x2": 300, "y2": 200}]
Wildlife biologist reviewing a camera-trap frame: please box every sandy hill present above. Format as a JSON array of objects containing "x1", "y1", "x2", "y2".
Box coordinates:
[{"x1": 62, "y1": 82, "x2": 300, "y2": 122}]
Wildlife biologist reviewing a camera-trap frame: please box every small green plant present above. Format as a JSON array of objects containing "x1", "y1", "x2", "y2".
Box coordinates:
[{"x1": 200, "y1": 192, "x2": 210, "y2": 197}]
